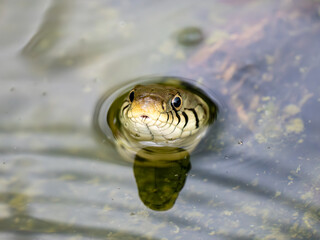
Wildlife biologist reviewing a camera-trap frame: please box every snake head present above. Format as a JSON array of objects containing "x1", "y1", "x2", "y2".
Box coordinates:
[
  {"x1": 119, "y1": 84, "x2": 210, "y2": 145},
  {"x1": 119, "y1": 85, "x2": 171, "y2": 142}
]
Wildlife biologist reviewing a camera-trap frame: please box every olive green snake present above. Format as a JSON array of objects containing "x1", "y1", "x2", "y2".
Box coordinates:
[
  {"x1": 97, "y1": 78, "x2": 217, "y2": 162},
  {"x1": 120, "y1": 84, "x2": 211, "y2": 147}
]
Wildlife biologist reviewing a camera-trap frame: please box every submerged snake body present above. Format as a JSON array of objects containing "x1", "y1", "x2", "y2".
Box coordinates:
[{"x1": 119, "y1": 84, "x2": 211, "y2": 151}]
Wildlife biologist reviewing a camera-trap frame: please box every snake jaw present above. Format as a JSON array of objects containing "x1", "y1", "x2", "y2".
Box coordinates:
[
  {"x1": 121, "y1": 94, "x2": 181, "y2": 142},
  {"x1": 120, "y1": 97, "x2": 163, "y2": 141}
]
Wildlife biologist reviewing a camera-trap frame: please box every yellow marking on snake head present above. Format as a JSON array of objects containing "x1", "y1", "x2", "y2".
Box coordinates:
[{"x1": 130, "y1": 95, "x2": 164, "y2": 121}]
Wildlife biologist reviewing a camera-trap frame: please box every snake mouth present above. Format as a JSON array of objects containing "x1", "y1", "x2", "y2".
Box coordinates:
[
  {"x1": 141, "y1": 115, "x2": 149, "y2": 120},
  {"x1": 133, "y1": 113, "x2": 158, "y2": 125},
  {"x1": 138, "y1": 115, "x2": 153, "y2": 127}
]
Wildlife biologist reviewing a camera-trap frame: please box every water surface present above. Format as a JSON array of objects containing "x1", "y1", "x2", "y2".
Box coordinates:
[{"x1": 1, "y1": 0, "x2": 320, "y2": 239}]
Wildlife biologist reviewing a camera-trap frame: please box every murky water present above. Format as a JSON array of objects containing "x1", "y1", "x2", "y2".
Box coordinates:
[{"x1": 1, "y1": 0, "x2": 320, "y2": 239}]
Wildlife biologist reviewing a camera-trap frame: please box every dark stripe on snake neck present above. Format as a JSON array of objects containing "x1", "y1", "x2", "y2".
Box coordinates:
[
  {"x1": 173, "y1": 109, "x2": 181, "y2": 127},
  {"x1": 187, "y1": 108, "x2": 199, "y2": 129},
  {"x1": 121, "y1": 103, "x2": 130, "y2": 116},
  {"x1": 182, "y1": 111, "x2": 188, "y2": 129}
]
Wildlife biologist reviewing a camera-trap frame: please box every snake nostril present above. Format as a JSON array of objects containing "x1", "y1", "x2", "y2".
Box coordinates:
[{"x1": 140, "y1": 115, "x2": 149, "y2": 119}]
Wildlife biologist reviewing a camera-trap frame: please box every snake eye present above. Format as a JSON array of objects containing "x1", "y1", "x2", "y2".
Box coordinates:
[
  {"x1": 171, "y1": 94, "x2": 182, "y2": 110},
  {"x1": 129, "y1": 90, "x2": 134, "y2": 102}
]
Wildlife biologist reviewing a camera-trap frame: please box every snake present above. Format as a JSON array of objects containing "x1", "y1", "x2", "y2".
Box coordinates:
[
  {"x1": 119, "y1": 84, "x2": 213, "y2": 149},
  {"x1": 97, "y1": 77, "x2": 218, "y2": 161}
]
